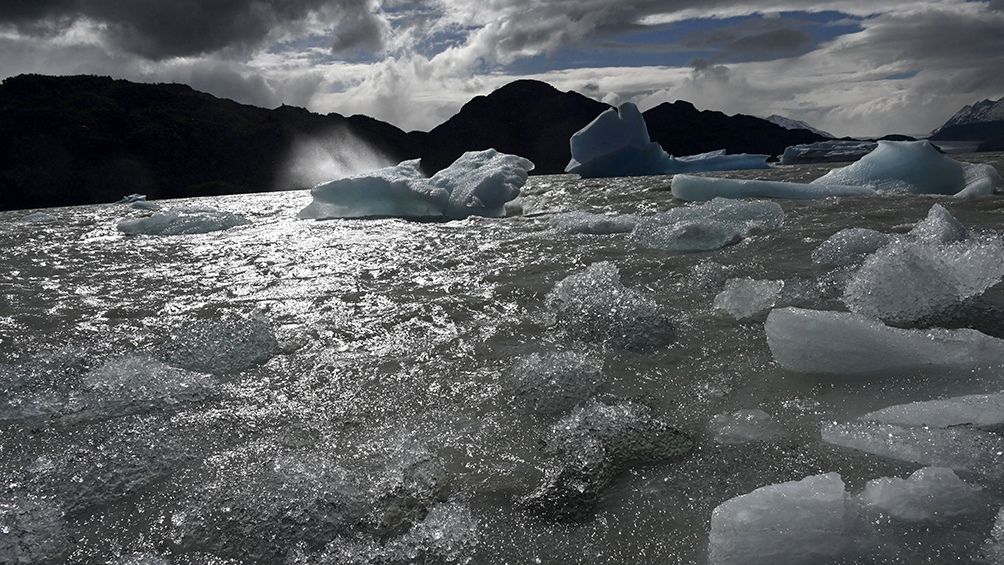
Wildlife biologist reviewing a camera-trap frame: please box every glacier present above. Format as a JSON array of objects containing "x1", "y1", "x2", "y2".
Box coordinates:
[
  {"x1": 673, "y1": 141, "x2": 999, "y2": 201},
  {"x1": 298, "y1": 149, "x2": 534, "y2": 220},
  {"x1": 565, "y1": 103, "x2": 769, "y2": 178}
]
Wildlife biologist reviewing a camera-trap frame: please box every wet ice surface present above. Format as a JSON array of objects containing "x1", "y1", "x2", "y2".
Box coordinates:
[{"x1": 1, "y1": 154, "x2": 1004, "y2": 563}]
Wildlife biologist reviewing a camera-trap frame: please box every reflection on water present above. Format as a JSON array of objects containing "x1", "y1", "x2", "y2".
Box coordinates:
[{"x1": 1, "y1": 155, "x2": 1004, "y2": 563}]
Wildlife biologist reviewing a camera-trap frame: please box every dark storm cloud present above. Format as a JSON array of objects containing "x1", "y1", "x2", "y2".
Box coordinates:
[
  {"x1": 0, "y1": 0, "x2": 386, "y2": 59},
  {"x1": 681, "y1": 17, "x2": 813, "y2": 61}
]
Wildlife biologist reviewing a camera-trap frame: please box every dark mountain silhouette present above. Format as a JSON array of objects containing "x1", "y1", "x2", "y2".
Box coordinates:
[
  {"x1": 416, "y1": 80, "x2": 611, "y2": 175},
  {"x1": 643, "y1": 101, "x2": 827, "y2": 158},
  {"x1": 929, "y1": 96, "x2": 1004, "y2": 147},
  {"x1": 1, "y1": 74, "x2": 831, "y2": 212},
  {"x1": 0, "y1": 74, "x2": 416, "y2": 211}
]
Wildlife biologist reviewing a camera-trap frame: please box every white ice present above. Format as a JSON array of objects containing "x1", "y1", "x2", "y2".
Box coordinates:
[
  {"x1": 765, "y1": 307, "x2": 1004, "y2": 374},
  {"x1": 671, "y1": 175, "x2": 874, "y2": 201},
  {"x1": 859, "y1": 467, "x2": 981, "y2": 521},
  {"x1": 779, "y1": 140, "x2": 877, "y2": 165},
  {"x1": 298, "y1": 149, "x2": 534, "y2": 220},
  {"x1": 821, "y1": 421, "x2": 1004, "y2": 476},
  {"x1": 565, "y1": 103, "x2": 769, "y2": 178},
  {"x1": 630, "y1": 198, "x2": 783, "y2": 252},
  {"x1": 708, "y1": 408, "x2": 787, "y2": 443},
  {"x1": 708, "y1": 472, "x2": 855, "y2": 565},
  {"x1": 673, "y1": 141, "x2": 998, "y2": 201},
  {"x1": 811, "y1": 228, "x2": 893, "y2": 267},
  {"x1": 117, "y1": 206, "x2": 250, "y2": 235},
  {"x1": 15, "y1": 211, "x2": 58, "y2": 224},
  {"x1": 713, "y1": 278, "x2": 784, "y2": 320},
  {"x1": 858, "y1": 393, "x2": 1004, "y2": 428},
  {"x1": 549, "y1": 211, "x2": 639, "y2": 234}
]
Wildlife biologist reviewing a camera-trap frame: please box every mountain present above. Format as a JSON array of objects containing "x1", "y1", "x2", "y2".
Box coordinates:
[
  {"x1": 765, "y1": 114, "x2": 834, "y2": 138},
  {"x1": 1, "y1": 74, "x2": 835, "y2": 212},
  {"x1": 643, "y1": 101, "x2": 828, "y2": 159},
  {"x1": 417, "y1": 80, "x2": 610, "y2": 175},
  {"x1": 929, "y1": 96, "x2": 1004, "y2": 145},
  {"x1": 0, "y1": 74, "x2": 418, "y2": 211}
]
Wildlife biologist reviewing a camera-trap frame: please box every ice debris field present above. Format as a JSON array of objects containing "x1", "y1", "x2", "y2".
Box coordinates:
[{"x1": 8, "y1": 119, "x2": 1004, "y2": 563}]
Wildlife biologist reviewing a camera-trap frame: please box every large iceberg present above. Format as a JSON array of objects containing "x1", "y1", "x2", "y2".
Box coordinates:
[
  {"x1": 708, "y1": 472, "x2": 856, "y2": 565},
  {"x1": 298, "y1": 149, "x2": 534, "y2": 220},
  {"x1": 565, "y1": 103, "x2": 769, "y2": 178},
  {"x1": 765, "y1": 307, "x2": 1004, "y2": 375},
  {"x1": 779, "y1": 140, "x2": 877, "y2": 165},
  {"x1": 630, "y1": 198, "x2": 783, "y2": 252},
  {"x1": 672, "y1": 141, "x2": 999, "y2": 201}
]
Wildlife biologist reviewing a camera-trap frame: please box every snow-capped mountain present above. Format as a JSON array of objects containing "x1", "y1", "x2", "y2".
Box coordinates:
[
  {"x1": 935, "y1": 97, "x2": 1004, "y2": 132},
  {"x1": 766, "y1": 114, "x2": 834, "y2": 138}
]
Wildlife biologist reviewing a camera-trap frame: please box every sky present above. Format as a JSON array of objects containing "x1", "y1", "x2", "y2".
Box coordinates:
[{"x1": 2, "y1": 0, "x2": 1003, "y2": 138}]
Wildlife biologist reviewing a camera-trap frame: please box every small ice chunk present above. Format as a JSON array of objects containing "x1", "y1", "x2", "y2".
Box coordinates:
[
  {"x1": 765, "y1": 307, "x2": 1004, "y2": 374},
  {"x1": 117, "y1": 206, "x2": 250, "y2": 235},
  {"x1": 510, "y1": 351, "x2": 604, "y2": 415},
  {"x1": 708, "y1": 408, "x2": 787, "y2": 443},
  {"x1": 157, "y1": 313, "x2": 277, "y2": 375},
  {"x1": 545, "y1": 262, "x2": 673, "y2": 350},
  {"x1": 565, "y1": 103, "x2": 769, "y2": 178},
  {"x1": 859, "y1": 467, "x2": 981, "y2": 521},
  {"x1": 82, "y1": 354, "x2": 217, "y2": 405},
  {"x1": 713, "y1": 278, "x2": 784, "y2": 320},
  {"x1": 811, "y1": 140, "x2": 997, "y2": 196},
  {"x1": 858, "y1": 393, "x2": 1004, "y2": 428},
  {"x1": 909, "y1": 204, "x2": 967, "y2": 244},
  {"x1": 631, "y1": 198, "x2": 783, "y2": 252},
  {"x1": 980, "y1": 506, "x2": 1004, "y2": 563},
  {"x1": 549, "y1": 211, "x2": 638, "y2": 234},
  {"x1": 811, "y1": 228, "x2": 893, "y2": 267},
  {"x1": 822, "y1": 421, "x2": 1004, "y2": 476},
  {"x1": 671, "y1": 174, "x2": 874, "y2": 201},
  {"x1": 708, "y1": 472, "x2": 854, "y2": 565},
  {"x1": 15, "y1": 211, "x2": 58, "y2": 224},
  {"x1": 843, "y1": 235, "x2": 1004, "y2": 323},
  {"x1": 117, "y1": 193, "x2": 147, "y2": 203},
  {"x1": 130, "y1": 200, "x2": 161, "y2": 211}
]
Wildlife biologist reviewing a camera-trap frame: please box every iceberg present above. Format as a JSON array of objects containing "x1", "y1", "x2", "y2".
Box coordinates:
[
  {"x1": 298, "y1": 149, "x2": 534, "y2": 220},
  {"x1": 811, "y1": 228, "x2": 893, "y2": 267},
  {"x1": 565, "y1": 103, "x2": 769, "y2": 178},
  {"x1": 630, "y1": 198, "x2": 783, "y2": 252},
  {"x1": 708, "y1": 472, "x2": 855, "y2": 565},
  {"x1": 765, "y1": 307, "x2": 1004, "y2": 375},
  {"x1": 672, "y1": 141, "x2": 999, "y2": 201},
  {"x1": 859, "y1": 467, "x2": 980, "y2": 522},
  {"x1": 509, "y1": 351, "x2": 604, "y2": 416},
  {"x1": 671, "y1": 175, "x2": 874, "y2": 201},
  {"x1": 713, "y1": 278, "x2": 783, "y2": 320},
  {"x1": 857, "y1": 393, "x2": 1004, "y2": 428},
  {"x1": 821, "y1": 421, "x2": 1004, "y2": 476},
  {"x1": 117, "y1": 206, "x2": 250, "y2": 235},
  {"x1": 15, "y1": 211, "x2": 58, "y2": 224},
  {"x1": 779, "y1": 140, "x2": 877, "y2": 165}
]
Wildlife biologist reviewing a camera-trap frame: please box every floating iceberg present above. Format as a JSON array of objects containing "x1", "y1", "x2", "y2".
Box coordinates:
[
  {"x1": 298, "y1": 149, "x2": 534, "y2": 220},
  {"x1": 779, "y1": 140, "x2": 877, "y2": 165},
  {"x1": 631, "y1": 198, "x2": 783, "y2": 252},
  {"x1": 545, "y1": 262, "x2": 674, "y2": 350},
  {"x1": 509, "y1": 351, "x2": 604, "y2": 416},
  {"x1": 117, "y1": 193, "x2": 147, "y2": 203},
  {"x1": 713, "y1": 278, "x2": 784, "y2": 320},
  {"x1": 765, "y1": 307, "x2": 1004, "y2": 375},
  {"x1": 565, "y1": 103, "x2": 769, "y2": 178},
  {"x1": 842, "y1": 208, "x2": 1004, "y2": 324},
  {"x1": 671, "y1": 175, "x2": 874, "y2": 201},
  {"x1": 857, "y1": 393, "x2": 1004, "y2": 428},
  {"x1": 708, "y1": 408, "x2": 787, "y2": 444},
  {"x1": 811, "y1": 228, "x2": 893, "y2": 267},
  {"x1": 117, "y1": 206, "x2": 250, "y2": 235},
  {"x1": 821, "y1": 421, "x2": 1004, "y2": 476},
  {"x1": 15, "y1": 211, "x2": 58, "y2": 224},
  {"x1": 814, "y1": 140, "x2": 997, "y2": 196},
  {"x1": 672, "y1": 141, "x2": 999, "y2": 201},
  {"x1": 859, "y1": 467, "x2": 981, "y2": 522},
  {"x1": 708, "y1": 472, "x2": 856, "y2": 565}
]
